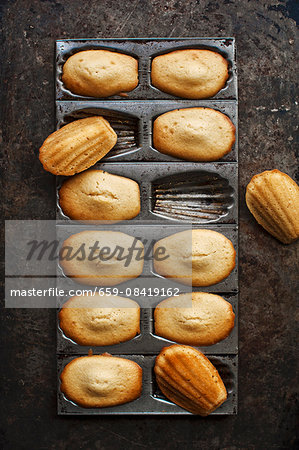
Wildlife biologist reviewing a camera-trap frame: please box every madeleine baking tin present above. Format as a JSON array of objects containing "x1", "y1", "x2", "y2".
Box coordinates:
[
  {"x1": 55, "y1": 38, "x2": 238, "y2": 415},
  {"x1": 56, "y1": 221, "x2": 238, "y2": 348},
  {"x1": 55, "y1": 100, "x2": 238, "y2": 162},
  {"x1": 56, "y1": 162, "x2": 238, "y2": 224},
  {"x1": 56, "y1": 38, "x2": 237, "y2": 101}
]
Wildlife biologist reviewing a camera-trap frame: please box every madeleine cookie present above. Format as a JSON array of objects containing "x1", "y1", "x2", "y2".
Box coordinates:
[
  {"x1": 62, "y1": 50, "x2": 138, "y2": 98},
  {"x1": 151, "y1": 49, "x2": 229, "y2": 99},
  {"x1": 60, "y1": 354, "x2": 142, "y2": 408},
  {"x1": 39, "y1": 117, "x2": 117, "y2": 176},
  {"x1": 154, "y1": 345, "x2": 227, "y2": 415},
  {"x1": 155, "y1": 292, "x2": 235, "y2": 346},
  {"x1": 60, "y1": 230, "x2": 144, "y2": 286},
  {"x1": 153, "y1": 108, "x2": 235, "y2": 161},
  {"x1": 246, "y1": 170, "x2": 299, "y2": 244},
  {"x1": 59, "y1": 170, "x2": 140, "y2": 221},
  {"x1": 59, "y1": 295, "x2": 140, "y2": 346},
  {"x1": 153, "y1": 229, "x2": 236, "y2": 286}
]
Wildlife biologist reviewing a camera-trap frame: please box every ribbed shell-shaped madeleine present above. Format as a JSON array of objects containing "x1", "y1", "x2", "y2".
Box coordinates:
[
  {"x1": 154, "y1": 345, "x2": 227, "y2": 416},
  {"x1": 246, "y1": 170, "x2": 299, "y2": 244},
  {"x1": 39, "y1": 116, "x2": 117, "y2": 175}
]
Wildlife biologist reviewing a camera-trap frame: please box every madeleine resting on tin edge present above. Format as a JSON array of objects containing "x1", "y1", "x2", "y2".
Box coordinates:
[
  {"x1": 39, "y1": 116, "x2": 117, "y2": 176},
  {"x1": 154, "y1": 344, "x2": 227, "y2": 416}
]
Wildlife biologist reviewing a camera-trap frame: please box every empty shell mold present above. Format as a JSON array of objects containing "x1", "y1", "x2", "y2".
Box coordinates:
[{"x1": 152, "y1": 171, "x2": 234, "y2": 223}]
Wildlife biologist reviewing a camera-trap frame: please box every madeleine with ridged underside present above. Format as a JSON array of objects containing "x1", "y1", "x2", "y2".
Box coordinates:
[
  {"x1": 246, "y1": 170, "x2": 299, "y2": 244},
  {"x1": 62, "y1": 50, "x2": 138, "y2": 98},
  {"x1": 60, "y1": 354, "x2": 142, "y2": 408},
  {"x1": 39, "y1": 117, "x2": 117, "y2": 176},
  {"x1": 154, "y1": 345, "x2": 227, "y2": 415}
]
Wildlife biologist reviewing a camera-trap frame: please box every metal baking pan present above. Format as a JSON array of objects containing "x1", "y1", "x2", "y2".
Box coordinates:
[
  {"x1": 56, "y1": 38, "x2": 237, "y2": 101},
  {"x1": 57, "y1": 292, "x2": 238, "y2": 356},
  {"x1": 55, "y1": 223, "x2": 238, "y2": 294},
  {"x1": 56, "y1": 162, "x2": 238, "y2": 224},
  {"x1": 56, "y1": 222, "x2": 238, "y2": 356},
  {"x1": 57, "y1": 354, "x2": 238, "y2": 415},
  {"x1": 54, "y1": 37, "x2": 238, "y2": 416},
  {"x1": 55, "y1": 100, "x2": 238, "y2": 162}
]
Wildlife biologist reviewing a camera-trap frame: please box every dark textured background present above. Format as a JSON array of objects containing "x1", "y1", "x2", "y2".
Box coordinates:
[{"x1": 1, "y1": 0, "x2": 298, "y2": 449}]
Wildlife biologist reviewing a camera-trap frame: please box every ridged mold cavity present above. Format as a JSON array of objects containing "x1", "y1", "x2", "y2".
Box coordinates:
[{"x1": 151, "y1": 171, "x2": 234, "y2": 223}]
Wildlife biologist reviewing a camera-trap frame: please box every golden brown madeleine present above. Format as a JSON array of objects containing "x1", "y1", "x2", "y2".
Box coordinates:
[
  {"x1": 153, "y1": 108, "x2": 235, "y2": 161},
  {"x1": 154, "y1": 344, "x2": 227, "y2": 415},
  {"x1": 154, "y1": 292, "x2": 235, "y2": 346},
  {"x1": 60, "y1": 230, "x2": 144, "y2": 286},
  {"x1": 151, "y1": 49, "x2": 229, "y2": 99},
  {"x1": 153, "y1": 229, "x2": 236, "y2": 286},
  {"x1": 62, "y1": 50, "x2": 138, "y2": 97},
  {"x1": 246, "y1": 169, "x2": 299, "y2": 244},
  {"x1": 60, "y1": 354, "x2": 142, "y2": 408},
  {"x1": 39, "y1": 117, "x2": 117, "y2": 176},
  {"x1": 59, "y1": 170, "x2": 140, "y2": 222},
  {"x1": 59, "y1": 294, "x2": 140, "y2": 346}
]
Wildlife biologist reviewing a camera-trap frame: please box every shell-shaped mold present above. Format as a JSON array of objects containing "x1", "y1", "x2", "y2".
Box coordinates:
[
  {"x1": 152, "y1": 171, "x2": 234, "y2": 223},
  {"x1": 62, "y1": 109, "x2": 139, "y2": 159},
  {"x1": 154, "y1": 344, "x2": 227, "y2": 416},
  {"x1": 246, "y1": 169, "x2": 299, "y2": 244}
]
